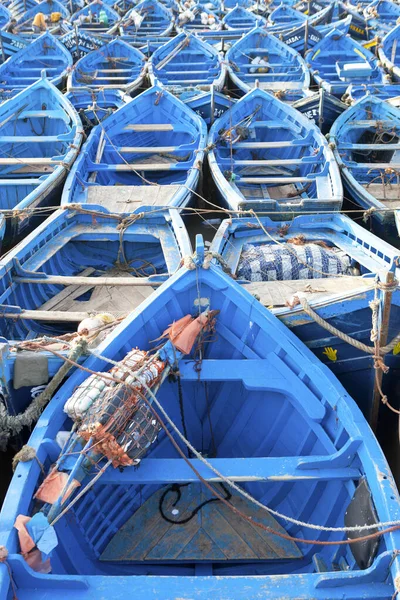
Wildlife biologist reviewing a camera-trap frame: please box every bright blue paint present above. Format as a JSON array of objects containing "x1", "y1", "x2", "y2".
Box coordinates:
[
  {"x1": 329, "y1": 94, "x2": 400, "y2": 246},
  {"x1": 62, "y1": 84, "x2": 207, "y2": 207},
  {"x1": 207, "y1": 86, "x2": 342, "y2": 213},
  {"x1": 1, "y1": 253, "x2": 400, "y2": 597},
  {"x1": 226, "y1": 26, "x2": 310, "y2": 100},
  {"x1": 210, "y1": 213, "x2": 400, "y2": 420}
]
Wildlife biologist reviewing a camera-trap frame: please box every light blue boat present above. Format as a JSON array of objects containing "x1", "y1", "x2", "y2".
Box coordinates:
[
  {"x1": 363, "y1": 0, "x2": 400, "y2": 37},
  {"x1": 148, "y1": 33, "x2": 226, "y2": 96},
  {"x1": 226, "y1": 26, "x2": 310, "y2": 100},
  {"x1": 222, "y1": 5, "x2": 266, "y2": 30},
  {"x1": 114, "y1": 0, "x2": 173, "y2": 39},
  {"x1": 0, "y1": 203, "x2": 191, "y2": 419},
  {"x1": 207, "y1": 86, "x2": 342, "y2": 214},
  {"x1": 328, "y1": 94, "x2": 400, "y2": 246},
  {"x1": 0, "y1": 74, "x2": 83, "y2": 249},
  {"x1": 176, "y1": 4, "x2": 222, "y2": 33},
  {"x1": 306, "y1": 28, "x2": 388, "y2": 98},
  {"x1": 61, "y1": 85, "x2": 207, "y2": 208},
  {"x1": 1, "y1": 238, "x2": 400, "y2": 598},
  {"x1": 210, "y1": 213, "x2": 400, "y2": 424},
  {"x1": 379, "y1": 23, "x2": 400, "y2": 82},
  {"x1": 13, "y1": 0, "x2": 70, "y2": 35},
  {"x1": 67, "y1": 38, "x2": 146, "y2": 92},
  {"x1": 65, "y1": 88, "x2": 131, "y2": 130},
  {"x1": 0, "y1": 3, "x2": 11, "y2": 29},
  {"x1": 71, "y1": 1, "x2": 120, "y2": 33},
  {"x1": 0, "y1": 32, "x2": 72, "y2": 101}
]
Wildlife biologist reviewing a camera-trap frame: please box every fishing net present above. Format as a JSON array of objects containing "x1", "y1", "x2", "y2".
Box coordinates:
[
  {"x1": 237, "y1": 241, "x2": 352, "y2": 282},
  {"x1": 65, "y1": 349, "x2": 165, "y2": 466}
]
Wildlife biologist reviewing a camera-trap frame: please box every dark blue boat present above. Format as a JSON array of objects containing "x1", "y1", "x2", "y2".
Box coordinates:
[
  {"x1": 306, "y1": 28, "x2": 387, "y2": 98},
  {"x1": 0, "y1": 74, "x2": 83, "y2": 249},
  {"x1": 0, "y1": 32, "x2": 72, "y2": 101},
  {"x1": 292, "y1": 89, "x2": 347, "y2": 134},
  {"x1": 207, "y1": 87, "x2": 342, "y2": 214},
  {"x1": 61, "y1": 85, "x2": 207, "y2": 208},
  {"x1": 279, "y1": 15, "x2": 352, "y2": 56},
  {"x1": 1, "y1": 240, "x2": 400, "y2": 598},
  {"x1": 0, "y1": 30, "x2": 28, "y2": 62},
  {"x1": 329, "y1": 94, "x2": 400, "y2": 247},
  {"x1": 226, "y1": 26, "x2": 310, "y2": 99},
  {"x1": 67, "y1": 38, "x2": 146, "y2": 92},
  {"x1": 60, "y1": 29, "x2": 105, "y2": 62},
  {"x1": 210, "y1": 213, "x2": 400, "y2": 424},
  {"x1": 0, "y1": 204, "x2": 191, "y2": 419},
  {"x1": 149, "y1": 32, "x2": 226, "y2": 96},
  {"x1": 183, "y1": 87, "x2": 235, "y2": 127}
]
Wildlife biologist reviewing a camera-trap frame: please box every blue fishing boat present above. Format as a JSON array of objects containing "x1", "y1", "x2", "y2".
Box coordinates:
[
  {"x1": 306, "y1": 28, "x2": 388, "y2": 98},
  {"x1": 223, "y1": 0, "x2": 253, "y2": 9},
  {"x1": 0, "y1": 203, "x2": 191, "y2": 420},
  {"x1": 61, "y1": 85, "x2": 207, "y2": 208},
  {"x1": 13, "y1": 0, "x2": 70, "y2": 36},
  {"x1": 329, "y1": 94, "x2": 400, "y2": 246},
  {"x1": 1, "y1": 239, "x2": 400, "y2": 599},
  {"x1": 346, "y1": 83, "x2": 400, "y2": 103},
  {"x1": 7, "y1": 0, "x2": 38, "y2": 20},
  {"x1": 210, "y1": 214, "x2": 400, "y2": 425},
  {"x1": 148, "y1": 33, "x2": 226, "y2": 96},
  {"x1": 0, "y1": 31, "x2": 28, "y2": 62},
  {"x1": 379, "y1": 23, "x2": 400, "y2": 83},
  {"x1": 65, "y1": 88, "x2": 131, "y2": 130},
  {"x1": 279, "y1": 15, "x2": 352, "y2": 56},
  {"x1": 71, "y1": 1, "x2": 120, "y2": 34},
  {"x1": 114, "y1": 0, "x2": 173, "y2": 39},
  {"x1": 0, "y1": 32, "x2": 72, "y2": 101},
  {"x1": 207, "y1": 86, "x2": 342, "y2": 213},
  {"x1": 60, "y1": 29, "x2": 105, "y2": 62},
  {"x1": 268, "y1": 3, "x2": 333, "y2": 32},
  {"x1": 176, "y1": 4, "x2": 222, "y2": 33},
  {"x1": 0, "y1": 74, "x2": 83, "y2": 249},
  {"x1": 268, "y1": 3, "x2": 308, "y2": 28},
  {"x1": 0, "y1": 4, "x2": 11, "y2": 29},
  {"x1": 184, "y1": 87, "x2": 235, "y2": 127},
  {"x1": 67, "y1": 38, "x2": 146, "y2": 92},
  {"x1": 226, "y1": 27, "x2": 310, "y2": 100},
  {"x1": 222, "y1": 6, "x2": 265, "y2": 30},
  {"x1": 363, "y1": 0, "x2": 400, "y2": 37},
  {"x1": 292, "y1": 89, "x2": 347, "y2": 134}
]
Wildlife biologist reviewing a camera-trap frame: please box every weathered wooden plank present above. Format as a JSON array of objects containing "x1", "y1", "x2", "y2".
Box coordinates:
[{"x1": 14, "y1": 275, "x2": 162, "y2": 287}]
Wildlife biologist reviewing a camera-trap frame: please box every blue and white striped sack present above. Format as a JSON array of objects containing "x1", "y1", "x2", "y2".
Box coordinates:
[{"x1": 237, "y1": 243, "x2": 352, "y2": 282}]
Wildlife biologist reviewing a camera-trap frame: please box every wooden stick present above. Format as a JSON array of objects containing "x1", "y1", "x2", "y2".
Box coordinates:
[{"x1": 14, "y1": 275, "x2": 162, "y2": 286}]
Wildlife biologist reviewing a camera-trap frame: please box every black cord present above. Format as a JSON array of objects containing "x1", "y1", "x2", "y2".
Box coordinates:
[{"x1": 159, "y1": 482, "x2": 232, "y2": 525}]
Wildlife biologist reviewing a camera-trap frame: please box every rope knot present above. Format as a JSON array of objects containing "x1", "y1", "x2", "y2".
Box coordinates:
[
  {"x1": 0, "y1": 546, "x2": 8, "y2": 562},
  {"x1": 363, "y1": 207, "x2": 376, "y2": 222},
  {"x1": 12, "y1": 445, "x2": 37, "y2": 471},
  {"x1": 183, "y1": 256, "x2": 196, "y2": 270}
]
